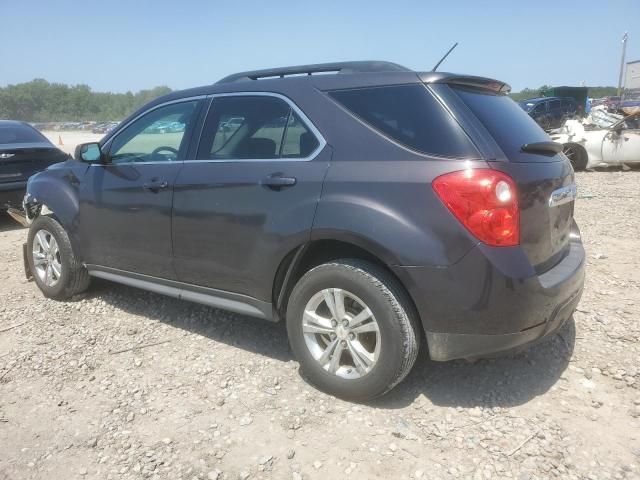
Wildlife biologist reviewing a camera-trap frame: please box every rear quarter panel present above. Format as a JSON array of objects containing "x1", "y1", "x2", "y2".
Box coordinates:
[
  {"x1": 304, "y1": 85, "x2": 485, "y2": 267},
  {"x1": 313, "y1": 156, "x2": 486, "y2": 267}
]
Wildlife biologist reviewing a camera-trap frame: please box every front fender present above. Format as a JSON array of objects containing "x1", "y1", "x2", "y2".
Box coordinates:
[{"x1": 25, "y1": 161, "x2": 86, "y2": 254}]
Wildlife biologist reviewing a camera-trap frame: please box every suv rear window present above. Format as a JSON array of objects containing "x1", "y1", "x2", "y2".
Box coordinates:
[
  {"x1": 0, "y1": 123, "x2": 48, "y2": 145},
  {"x1": 329, "y1": 85, "x2": 478, "y2": 158},
  {"x1": 452, "y1": 86, "x2": 549, "y2": 160}
]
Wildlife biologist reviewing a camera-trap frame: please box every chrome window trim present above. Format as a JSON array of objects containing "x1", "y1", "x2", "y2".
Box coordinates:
[
  {"x1": 191, "y1": 91, "x2": 326, "y2": 163},
  {"x1": 96, "y1": 91, "x2": 326, "y2": 166},
  {"x1": 90, "y1": 161, "x2": 185, "y2": 167}
]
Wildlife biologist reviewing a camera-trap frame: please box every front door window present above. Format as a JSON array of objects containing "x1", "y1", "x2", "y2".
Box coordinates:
[{"x1": 108, "y1": 101, "x2": 198, "y2": 164}]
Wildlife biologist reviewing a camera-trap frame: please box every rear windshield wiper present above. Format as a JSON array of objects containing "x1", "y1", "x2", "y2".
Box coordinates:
[{"x1": 521, "y1": 141, "x2": 563, "y2": 155}]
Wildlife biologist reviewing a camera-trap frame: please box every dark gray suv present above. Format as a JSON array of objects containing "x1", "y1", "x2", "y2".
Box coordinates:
[{"x1": 21, "y1": 61, "x2": 585, "y2": 400}]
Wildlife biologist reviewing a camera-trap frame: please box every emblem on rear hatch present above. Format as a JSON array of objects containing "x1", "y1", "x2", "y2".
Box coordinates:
[{"x1": 549, "y1": 184, "x2": 577, "y2": 207}]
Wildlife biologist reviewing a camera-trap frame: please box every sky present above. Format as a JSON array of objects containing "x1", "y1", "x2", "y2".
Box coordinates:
[{"x1": 1, "y1": 0, "x2": 639, "y2": 93}]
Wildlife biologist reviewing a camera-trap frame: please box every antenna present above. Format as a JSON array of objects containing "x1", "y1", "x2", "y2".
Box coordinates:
[{"x1": 432, "y1": 42, "x2": 459, "y2": 72}]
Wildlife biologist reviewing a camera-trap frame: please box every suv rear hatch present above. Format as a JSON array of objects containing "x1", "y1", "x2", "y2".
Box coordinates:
[{"x1": 447, "y1": 84, "x2": 576, "y2": 272}]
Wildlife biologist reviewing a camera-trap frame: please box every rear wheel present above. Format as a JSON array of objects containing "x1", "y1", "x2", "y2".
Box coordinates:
[
  {"x1": 27, "y1": 215, "x2": 90, "y2": 300},
  {"x1": 563, "y1": 143, "x2": 588, "y2": 171},
  {"x1": 286, "y1": 259, "x2": 420, "y2": 401}
]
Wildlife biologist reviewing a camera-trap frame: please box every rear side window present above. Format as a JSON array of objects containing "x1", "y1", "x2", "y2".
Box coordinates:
[
  {"x1": 282, "y1": 112, "x2": 319, "y2": 157},
  {"x1": 452, "y1": 86, "x2": 549, "y2": 160},
  {"x1": 0, "y1": 123, "x2": 48, "y2": 145},
  {"x1": 198, "y1": 96, "x2": 320, "y2": 160},
  {"x1": 329, "y1": 85, "x2": 478, "y2": 158}
]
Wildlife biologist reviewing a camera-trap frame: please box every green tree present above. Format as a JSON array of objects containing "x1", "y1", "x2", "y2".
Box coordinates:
[{"x1": 0, "y1": 79, "x2": 172, "y2": 122}]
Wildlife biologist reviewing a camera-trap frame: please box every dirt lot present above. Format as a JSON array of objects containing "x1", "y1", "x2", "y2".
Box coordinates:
[
  {"x1": 40, "y1": 131, "x2": 104, "y2": 156},
  {"x1": 0, "y1": 171, "x2": 639, "y2": 480}
]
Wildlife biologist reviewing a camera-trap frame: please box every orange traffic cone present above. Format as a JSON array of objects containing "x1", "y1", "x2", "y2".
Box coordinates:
[{"x1": 58, "y1": 135, "x2": 63, "y2": 146}]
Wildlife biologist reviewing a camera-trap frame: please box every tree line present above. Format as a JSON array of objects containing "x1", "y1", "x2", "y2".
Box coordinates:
[
  {"x1": 0, "y1": 79, "x2": 621, "y2": 122},
  {"x1": 0, "y1": 79, "x2": 172, "y2": 122}
]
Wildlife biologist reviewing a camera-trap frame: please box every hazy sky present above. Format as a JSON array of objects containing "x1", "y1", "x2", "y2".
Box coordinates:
[{"x1": 1, "y1": 0, "x2": 638, "y2": 93}]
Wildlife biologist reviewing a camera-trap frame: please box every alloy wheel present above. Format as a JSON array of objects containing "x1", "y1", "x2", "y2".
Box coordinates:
[
  {"x1": 32, "y1": 229, "x2": 62, "y2": 287},
  {"x1": 302, "y1": 288, "x2": 381, "y2": 379}
]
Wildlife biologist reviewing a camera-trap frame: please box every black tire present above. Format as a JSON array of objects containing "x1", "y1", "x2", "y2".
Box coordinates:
[
  {"x1": 563, "y1": 143, "x2": 588, "y2": 171},
  {"x1": 286, "y1": 259, "x2": 420, "y2": 401},
  {"x1": 27, "y1": 215, "x2": 90, "y2": 300}
]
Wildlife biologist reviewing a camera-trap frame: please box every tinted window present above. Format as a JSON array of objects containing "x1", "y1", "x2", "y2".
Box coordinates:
[
  {"x1": 199, "y1": 96, "x2": 319, "y2": 160},
  {"x1": 549, "y1": 100, "x2": 561, "y2": 110},
  {"x1": 329, "y1": 85, "x2": 478, "y2": 158},
  {"x1": 531, "y1": 103, "x2": 546, "y2": 115},
  {"x1": 109, "y1": 101, "x2": 198, "y2": 164},
  {"x1": 0, "y1": 123, "x2": 48, "y2": 144},
  {"x1": 282, "y1": 112, "x2": 319, "y2": 157},
  {"x1": 453, "y1": 86, "x2": 550, "y2": 160}
]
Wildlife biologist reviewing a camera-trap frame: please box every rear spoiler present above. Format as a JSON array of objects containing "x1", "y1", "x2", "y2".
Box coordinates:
[
  {"x1": 521, "y1": 141, "x2": 563, "y2": 155},
  {"x1": 419, "y1": 73, "x2": 511, "y2": 94}
]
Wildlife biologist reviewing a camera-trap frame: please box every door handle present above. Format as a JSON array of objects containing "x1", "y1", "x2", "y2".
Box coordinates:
[
  {"x1": 261, "y1": 174, "x2": 297, "y2": 190},
  {"x1": 143, "y1": 180, "x2": 169, "y2": 192}
]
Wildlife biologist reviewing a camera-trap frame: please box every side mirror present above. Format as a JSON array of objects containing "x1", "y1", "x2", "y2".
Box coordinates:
[{"x1": 74, "y1": 142, "x2": 104, "y2": 163}]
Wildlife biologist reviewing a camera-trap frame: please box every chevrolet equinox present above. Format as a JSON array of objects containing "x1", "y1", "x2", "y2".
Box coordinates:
[{"x1": 21, "y1": 61, "x2": 585, "y2": 401}]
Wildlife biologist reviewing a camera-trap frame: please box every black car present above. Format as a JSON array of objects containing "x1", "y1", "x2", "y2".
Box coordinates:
[
  {"x1": 20, "y1": 61, "x2": 585, "y2": 400},
  {"x1": 0, "y1": 121, "x2": 68, "y2": 211},
  {"x1": 519, "y1": 96, "x2": 578, "y2": 130}
]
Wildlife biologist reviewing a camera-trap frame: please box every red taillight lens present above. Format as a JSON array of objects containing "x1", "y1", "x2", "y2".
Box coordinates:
[{"x1": 432, "y1": 169, "x2": 519, "y2": 247}]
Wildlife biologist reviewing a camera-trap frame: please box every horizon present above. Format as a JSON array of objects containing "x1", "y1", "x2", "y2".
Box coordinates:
[
  {"x1": 0, "y1": 76, "x2": 627, "y2": 96},
  {"x1": 1, "y1": 0, "x2": 638, "y2": 94}
]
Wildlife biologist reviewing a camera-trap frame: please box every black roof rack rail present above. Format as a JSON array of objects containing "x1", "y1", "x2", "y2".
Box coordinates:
[{"x1": 216, "y1": 61, "x2": 411, "y2": 84}]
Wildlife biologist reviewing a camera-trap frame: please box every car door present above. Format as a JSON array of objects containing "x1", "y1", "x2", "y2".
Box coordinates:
[
  {"x1": 78, "y1": 98, "x2": 202, "y2": 279},
  {"x1": 548, "y1": 99, "x2": 562, "y2": 127},
  {"x1": 531, "y1": 103, "x2": 547, "y2": 128},
  {"x1": 601, "y1": 117, "x2": 640, "y2": 165},
  {"x1": 172, "y1": 93, "x2": 329, "y2": 301}
]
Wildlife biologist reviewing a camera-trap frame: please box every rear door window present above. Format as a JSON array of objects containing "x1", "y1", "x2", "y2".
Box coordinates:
[
  {"x1": 197, "y1": 96, "x2": 320, "y2": 160},
  {"x1": 329, "y1": 85, "x2": 478, "y2": 158}
]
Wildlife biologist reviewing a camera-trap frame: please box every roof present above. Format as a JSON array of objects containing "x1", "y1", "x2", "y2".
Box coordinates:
[
  {"x1": 519, "y1": 97, "x2": 551, "y2": 103},
  {"x1": 519, "y1": 96, "x2": 578, "y2": 104},
  {"x1": 105, "y1": 61, "x2": 511, "y2": 143},
  {"x1": 0, "y1": 120, "x2": 28, "y2": 126},
  {"x1": 216, "y1": 61, "x2": 410, "y2": 84}
]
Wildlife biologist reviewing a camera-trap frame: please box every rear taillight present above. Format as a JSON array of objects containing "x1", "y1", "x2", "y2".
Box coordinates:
[{"x1": 432, "y1": 168, "x2": 519, "y2": 247}]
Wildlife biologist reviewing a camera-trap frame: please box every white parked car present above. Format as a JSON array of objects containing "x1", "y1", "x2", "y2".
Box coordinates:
[{"x1": 551, "y1": 113, "x2": 640, "y2": 170}]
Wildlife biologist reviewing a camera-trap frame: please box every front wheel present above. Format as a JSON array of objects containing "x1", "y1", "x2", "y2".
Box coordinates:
[
  {"x1": 286, "y1": 259, "x2": 420, "y2": 401},
  {"x1": 27, "y1": 215, "x2": 90, "y2": 300}
]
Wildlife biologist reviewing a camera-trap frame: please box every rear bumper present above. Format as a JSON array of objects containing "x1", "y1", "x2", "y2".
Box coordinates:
[
  {"x1": 425, "y1": 286, "x2": 581, "y2": 360},
  {"x1": 393, "y1": 232, "x2": 585, "y2": 361},
  {"x1": 0, "y1": 181, "x2": 27, "y2": 209}
]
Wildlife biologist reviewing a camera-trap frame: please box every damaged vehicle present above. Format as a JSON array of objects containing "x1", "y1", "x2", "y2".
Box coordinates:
[
  {"x1": 16, "y1": 61, "x2": 585, "y2": 401},
  {"x1": 551, "y1": 108, "x2": 640, "y2": 170}
]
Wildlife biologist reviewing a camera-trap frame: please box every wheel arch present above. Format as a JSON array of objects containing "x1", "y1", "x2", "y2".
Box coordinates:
[
  {"x1": 25, "y1": 173, "x2": 82, "y2": 254},
  {"x1": 272, "y1": 237, "x2": 421, "y2": 331}
]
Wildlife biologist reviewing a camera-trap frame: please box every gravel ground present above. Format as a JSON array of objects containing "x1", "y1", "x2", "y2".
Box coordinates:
[{"x1": 1, "y1": 171, "x2": 639, "y2": 480}]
